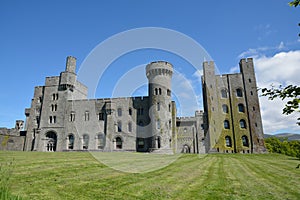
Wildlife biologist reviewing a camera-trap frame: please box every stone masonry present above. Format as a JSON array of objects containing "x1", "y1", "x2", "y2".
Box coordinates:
[{"x1": 0, "y1": 56, "x2": 266, "y2": 153}]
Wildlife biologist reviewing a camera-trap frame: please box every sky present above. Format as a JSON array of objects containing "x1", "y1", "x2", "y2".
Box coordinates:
[{"x1": 0, "y1": 0, "x2": 299, "y2": 134}]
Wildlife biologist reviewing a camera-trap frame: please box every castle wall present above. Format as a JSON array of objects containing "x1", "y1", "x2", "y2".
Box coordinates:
[{"x1": 8, "y1": 56, "x2": 265, "y2": 154}]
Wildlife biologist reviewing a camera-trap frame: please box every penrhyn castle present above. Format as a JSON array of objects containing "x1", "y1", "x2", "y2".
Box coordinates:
[{"x1": 0, "y1": 56, "x2": 266, "y2": 153}]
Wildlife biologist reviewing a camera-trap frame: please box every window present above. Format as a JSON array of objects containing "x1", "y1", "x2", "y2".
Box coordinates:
[
  {"x1": 70, "y1": 112, "x2": 75, "y2": 122},
  {"x1": 224, "y1": 120, "x2": 230, "y2": 129},
  {"x1": 158, "y1": 88, "x2": 162, "y2": 95},
  {"x1": 85, "y1": 111, "x2": 89, "y2": 121},
  {"x1": 82, "y1": 134, "x2": 89, "y2": 150},
  {"x1": 115, "y1": 137, "x2": 122, "y2": 149},
  {"x1": 117, "y1": 121, "x2": 122, "y2": 132},
  {"x1": 169, "y1": 120, "x2": 171, "y2": 129},
  {"x1": 156, "y1": 119, "x2": 160, "y2": 129},
  {"x1": 137, "y1": 108, "x2": 144, "y2": 115},
  {"x1": 98, "y1": 112, "x2": 104, "y2": 120},
  {"x1": 128, "y1": 122, "x2": 132, "y2": 132},
  {"x1": 97, "y1": 134, "x2": 105, "y2": 149},
  {"x1": 238, "y1": 104, "x2": 245, "y2": 113},
  {"x1": 236, "y1": 88, "x2": 243, "y2": 97},
  {"x1": 221, "y1": 89, "x2": 228, "y2": 98},
  {"x1": 225, "y1": 136, "x2": 232, "y2": 147},
  {"x1": 167, "y1": 89, "x2": 171, "y2": 96},
  {"x1": 52, "y1": 93, "x2": 58, "y2": 100},
  {"x1": 155, "y1": 88, "x2": 158, "y2": 95},
  {"x1": 222, "y1": 104, "x2": 228, "y2": 113},
  {"x1": 68, "y1": 134, "x2": 74, "y2": 150},
  {"x1": 157, "y1": 102, "x2": 160, "y2": 111},
  {"x1": 169, "y1": 104, "x2": 171, "y2": 112},
  {"x1": 117, "y1": 108, "x2": 122, "y2": 117},
  {"x1": 51, "y1": 104, "x2": 57, "y2": 112},
  {"x1": 49, "y1": 116, "x2": 56, "y2": 124},
  {"x1": 240, "y1": 119, "x2": 246, "y2": 129},
  {"x1": 249, "y1": 78, "x2": 252, "y2": 83},
  {"x1": 253, "y1": 106, "x2": 256, "y2": 111},
  {"x1": 129, "y1": 108, "x2": 132, "y2": 116},
  {"x1": 250, "y1": 91, "x2": 253, "y2": 95},
  {"x1": 242, "y1": 135, "x2": 249, "y2": 147}
]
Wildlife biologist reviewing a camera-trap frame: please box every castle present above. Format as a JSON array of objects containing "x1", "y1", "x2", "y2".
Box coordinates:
[{"x1": 0, "y1": 56, "x2": 266, "y2": 153}]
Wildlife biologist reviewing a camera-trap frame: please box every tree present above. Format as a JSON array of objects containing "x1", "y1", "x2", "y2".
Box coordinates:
[
  {"x1": 289, "y1": 0, "x2": 300, "y2": 7},
  {"x1": 261, "y1": 85, "x2": 300, "y2": 125}
]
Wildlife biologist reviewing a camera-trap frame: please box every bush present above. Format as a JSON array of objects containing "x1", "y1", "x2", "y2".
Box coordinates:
[{"x1": 265, "y1": 137, "x2": 300, "y2": 159}]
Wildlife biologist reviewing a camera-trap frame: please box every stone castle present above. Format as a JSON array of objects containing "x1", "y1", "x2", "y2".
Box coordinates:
[{"x1": 0, "y1": 56, "x2": 266, "y2": 153}]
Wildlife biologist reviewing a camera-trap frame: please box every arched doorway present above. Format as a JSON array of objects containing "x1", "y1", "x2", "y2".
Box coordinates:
[
  {"x1": 68, "y1": 134, "x2": 74, "y2": 150},
  {"x1": 156, "y1": 136, "x2": 161, "y2": 149},
  {"x1": 115, "y1": 137, "x2": 122, "y2": 149},
  {"x1": 45, "y1": 131, "x2": 57, "y2": 152},
  {"x1": 182, "y1": 144, "x2": 190, "y2": 153}
]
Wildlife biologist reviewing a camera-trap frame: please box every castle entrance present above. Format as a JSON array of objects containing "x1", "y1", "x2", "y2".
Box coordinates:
[{"x1": 45, "y1": 131, "x2": 57, "y2": 152}]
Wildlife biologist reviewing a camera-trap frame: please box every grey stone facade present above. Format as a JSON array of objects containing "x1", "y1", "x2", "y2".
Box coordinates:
[{"x1": 1, "y1": 56, "x2": 266, "y2": 153}]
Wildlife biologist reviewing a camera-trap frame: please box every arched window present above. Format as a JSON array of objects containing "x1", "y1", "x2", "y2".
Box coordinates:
[
  {"x1": 117, "y1": 108, "x2": 122, "y2": 117},
  {"x1": 221, "y1": 89, "x2": 228, "y2": 98},
  {"x1": 224, "y1": 120, "x2": 230, "y2": 129},
  {"x1": 115, "y1": 137, "x2": 122, "y2": 149},
  {"x1": 82, "y1": 134, "x2": 89, "y2": 150},
  {"x1": 154, "y1": 88, "x2": 158, "y2": 95},
  {"x1": 128, "y1": 122, "x2": 132, "y2": 132},
  {"x1": 225, "y1": 136, "x2": 232, "y2": 147},
  {"x1": 128, "y1": 108, "x2": 132, "y2": 116},
  {"x1": 159, "y1": 88, "x2": 162, "y2": 95},
  {"x1": 240, "y1": 119, "x2": 246, "y2": 129},
  {"x1": 45, "y1": 131, "x2": 57, "y2": 152},
  {"x1": 238, "y1": 104, "x2": 245, "y2": 112},
  {"x1": 97, "y1": 133, "x2": 105, "y2": 149},
  {"x1": 157, "y1": 102, "x2": 160, "y2": 111},
  {"x1": 236, "y1": 88, "x2": 243, "y2": 97},
  {"x1": 222, "y1": 104, "x2": 228, "y2": 113},
  {"x1": 117, "y1": 121, "x2": 122, "y2": 132},
  {"x1": 68, "y1": 134, "x2": 74, "y2": 150},
  {"x1": 242, "y1": 135, "x2": 249, "y2": 147}
]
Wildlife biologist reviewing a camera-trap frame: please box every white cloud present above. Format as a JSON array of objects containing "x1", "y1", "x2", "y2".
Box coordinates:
[
  {"x1": 253, "y1": 50, "x2": 300, "y2": 134},
  {"x1": 238, "y1": 42, "x2": 286, "y2": 58}
]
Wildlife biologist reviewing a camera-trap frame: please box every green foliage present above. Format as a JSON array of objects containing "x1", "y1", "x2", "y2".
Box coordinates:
[
  {"x1": 261, "y1": 85, "x2": 300, "y2": 125},
  {"x1": 265, "y1": 137, "x2": 300, "y2": 159},
  {"x1": 289, "y1": 0, "x2": 300, "y2": 7}
]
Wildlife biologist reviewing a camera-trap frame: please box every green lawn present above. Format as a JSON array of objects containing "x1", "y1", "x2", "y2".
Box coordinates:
[{"x1": 0, "y1": 151, "x2": 299, "y2": 200}]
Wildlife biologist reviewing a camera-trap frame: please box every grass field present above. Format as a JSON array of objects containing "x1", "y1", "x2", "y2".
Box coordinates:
[{"x1": 0, "y1": 151, "x2": 299, "y2": 200}]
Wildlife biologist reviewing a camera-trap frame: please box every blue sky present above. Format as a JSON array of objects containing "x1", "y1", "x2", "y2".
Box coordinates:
[{"x1": 0, "y1": 0, "x2": 299, "y2": 134}]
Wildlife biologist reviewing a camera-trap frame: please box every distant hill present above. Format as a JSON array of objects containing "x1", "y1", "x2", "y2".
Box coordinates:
[{"x1": 264, "y1": 133, "x2": 300, "y2": 141}]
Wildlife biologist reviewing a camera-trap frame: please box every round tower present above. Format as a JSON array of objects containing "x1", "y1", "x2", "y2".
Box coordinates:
[{"x1": 146, "y1": 61, "x2": 173, "y2": 151}]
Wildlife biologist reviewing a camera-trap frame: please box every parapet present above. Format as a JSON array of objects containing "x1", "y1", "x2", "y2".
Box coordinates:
[{"x1": 146, "y1": 61, "x2": 173, "y2": 78}]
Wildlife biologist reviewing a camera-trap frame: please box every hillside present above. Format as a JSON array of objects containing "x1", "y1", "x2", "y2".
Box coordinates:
[
  {"x1": 264, "y1": 133, "x2": 300, "y2": 141},
  {"x1": 0, "y1": 151, "x2": 300, "y2": 200}
]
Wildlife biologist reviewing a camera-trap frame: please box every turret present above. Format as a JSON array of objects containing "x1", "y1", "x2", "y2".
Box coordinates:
[
  {"x1": 59, "y1": 56, "x2": 77, "y2": 90},
  {"x1": 146, "y1": 61, "x2": 173, "y2": 150}
]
